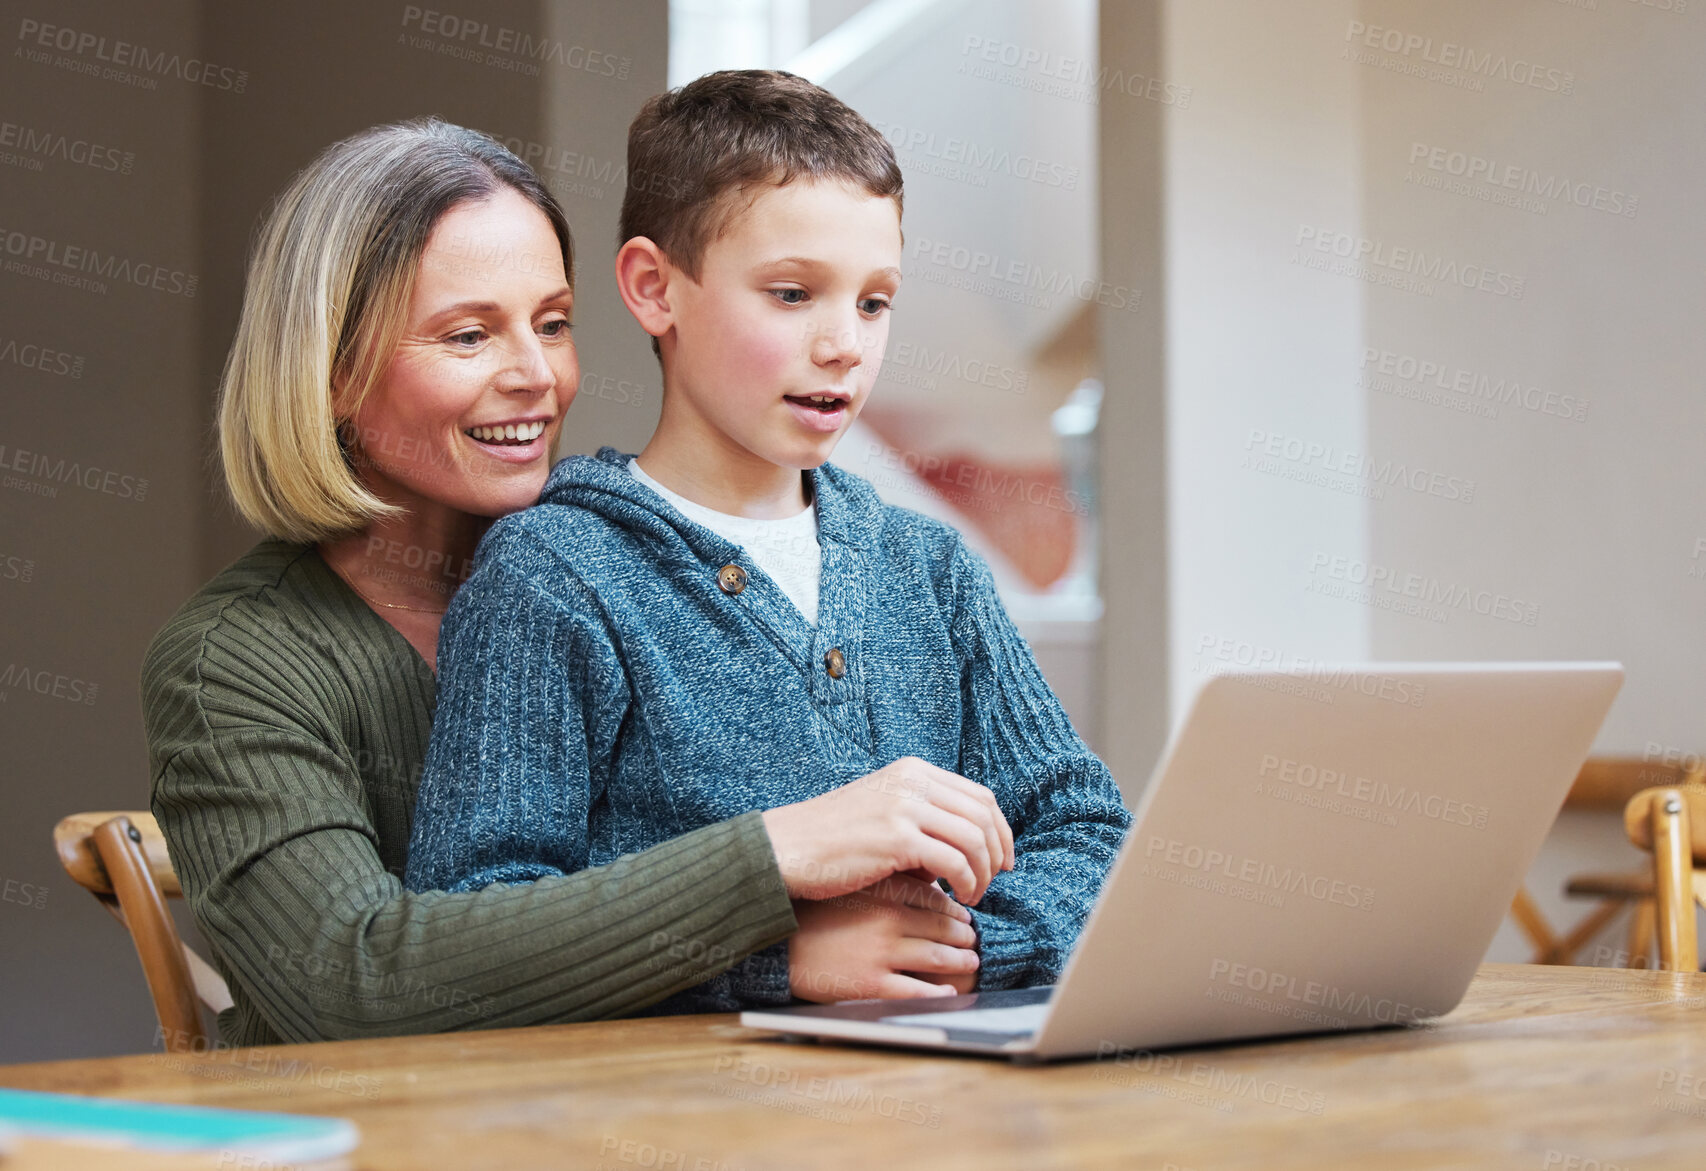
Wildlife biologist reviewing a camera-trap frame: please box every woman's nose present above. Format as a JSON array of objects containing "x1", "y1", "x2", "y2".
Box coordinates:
[{"x1": 498, "y1": 331, "x2": 558, "y2": 392}]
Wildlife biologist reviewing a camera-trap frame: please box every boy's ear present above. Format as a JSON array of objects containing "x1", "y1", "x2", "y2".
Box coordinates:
[{"x1": 614, "y1": 236, "x2": 675, "y2": 343}]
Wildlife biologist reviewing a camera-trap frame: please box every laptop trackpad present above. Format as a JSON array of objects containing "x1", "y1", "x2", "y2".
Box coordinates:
[{"x1": 876, "y1": 985, "x2": 1054, "y2": 1035}]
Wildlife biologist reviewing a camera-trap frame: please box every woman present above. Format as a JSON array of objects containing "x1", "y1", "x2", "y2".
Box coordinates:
[{"x1": 144, "y1": 119, "x2": 1003, "y2": 1045}]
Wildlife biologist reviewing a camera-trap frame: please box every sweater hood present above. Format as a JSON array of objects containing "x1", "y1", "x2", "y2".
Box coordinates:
[{"x1": 539, "y1": 447, "x2": 878, "y2": 563}]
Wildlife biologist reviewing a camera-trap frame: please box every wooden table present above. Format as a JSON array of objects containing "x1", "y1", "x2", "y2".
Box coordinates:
[{"x1": 4, "y1": 964, "x2": 1705, "y2": 1170}]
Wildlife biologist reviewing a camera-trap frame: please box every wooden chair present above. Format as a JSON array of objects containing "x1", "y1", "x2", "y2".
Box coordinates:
[
  {"x1": 1558, "y1": 758, "x2": 1706, "y2": 968},
  {"x1": 1619, "y1": 787, "x2": 1706, "y2": 972},
  {"x1": 53, "y1": 812, "x2": 232, "y2": 1052}
]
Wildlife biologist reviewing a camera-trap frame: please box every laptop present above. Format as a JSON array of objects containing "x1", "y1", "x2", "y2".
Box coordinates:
[{"x1": 740, "y1": 662, "x2": 1624, "y2": 1061}]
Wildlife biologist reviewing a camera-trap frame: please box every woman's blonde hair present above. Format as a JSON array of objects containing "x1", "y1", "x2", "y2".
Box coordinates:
[{"x1": 218, "y1": 118, "x2": 573, "y2": 542}]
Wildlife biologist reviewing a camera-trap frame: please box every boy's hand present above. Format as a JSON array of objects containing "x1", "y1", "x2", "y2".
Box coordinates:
[
  {"x1": 889, "y1": 869, "x2": 978, "y2": 995},
  {"x1": 787, "y1": 875, "x2": 979, "y2": 1002},
  {"x1": 761, "y1": 757, "x2": 1016, "y2": 904}
]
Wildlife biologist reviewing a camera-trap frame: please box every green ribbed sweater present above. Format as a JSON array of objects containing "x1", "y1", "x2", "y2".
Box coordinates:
[{"x1": 141, "y1": 539, "x2": 797, "y2": 1046}]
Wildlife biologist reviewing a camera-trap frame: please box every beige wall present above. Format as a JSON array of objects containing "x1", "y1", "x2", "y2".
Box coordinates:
[
  {"x1": 2, "y1": 0, "x2": 205, "y2": 1063},
  {"x1": 1096, "y1": 0, "x2": 1171, "y2": 793},
  {"x1": 1149, "y1": 0, "x2": 1373, "y2": 755},
  {"x1": 1354, "y1": 0, "x2": 1704, "y2": 960},
  {"x1": 541, "y1": 0, "x2": 672, "y2": 461},
  {"x1": 1111, "y1": 0, "x2": 1703, "y2": 962},
  {"x1": 0, "y1": 0, "x2": 667, "y2": 1063}
]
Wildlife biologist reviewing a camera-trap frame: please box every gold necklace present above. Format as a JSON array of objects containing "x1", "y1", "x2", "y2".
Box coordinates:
[{"x1": 337, "y1": 570, "x2": 450, "y2": 615}]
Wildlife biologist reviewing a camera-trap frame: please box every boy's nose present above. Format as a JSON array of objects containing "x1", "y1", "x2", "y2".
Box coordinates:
[{"x1": 811, "y1": 320, "x2": 866, "y2": 369}]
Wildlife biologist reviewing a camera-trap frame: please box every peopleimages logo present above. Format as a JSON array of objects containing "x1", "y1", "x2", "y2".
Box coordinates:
[
  {"x1": 863, "y1": 441, "x2": 1090, "y2": 517},
  {"x1": 1193, "y1": 634, "x2": 1430, "y2": 708},
  {"x1": 152, "y1": 1026, "x2": 382, "y2": 1101},
  {"x1": 1243, "y1": 429, "x2": 1477, "y2": 504},
  {"x1": 263, "y1": 942, "x2": 486, "y2": 1019},
  {"x1": 1143, "y1": 836, "x2": 1376, "y2": 911},
  {"x1": 1342, "y1": 21, "x2": 1575, "y2": 94},
  {"x1": 1307, "y1": 552, "x2": 1541, "y2": 627},
  {"x1": 1092, "y1": 1043, "x2": 1326, "y2": 1115},
  {"x1": 1258, "y1": 754, "x2": 1490, "y2": 829},
  {"x1": 959, "y1": 35, "x2": 1192, "y2": 107},
  {"x1": 400, "y1": 6, "x2": 633, "y2": 79},
  {"x1": 711, "y1": 1054, "x2": 944, "y2": 1128},
  {"x1": 481, "y1": 127, "x2": 689, "y2": 206},
  {"x1": 0, "y1": 335, "x2": 84, "y2": 379},
  {"x1": 0, "y1": 663, "x2": 98, "y2": 705},
  {"x1": 1360, "y1": 347, "x2": 1587, "y2": 423},
  {"x1": 910, "y1": 236, "x2": 1140, "y2": 312},
  {"x1": 1207, "y1": 959, "x2": 1436, "y2": 1025},
  {"x1": 0, "y1": 120, "x2": 134, "y2": 174},
  {"x1": 1, "y1": 878, "x2": 48, "y2": 910},
  {"x1": 0, "y1": 553, "x2": 35, "y2": 583},
  {"x1": 0, "y1": 442, "x2": 149, "y2": 501},
  {"x1": 1407, "y1": 142, "x2": 1638, "y2": 219},
  {"x1": 870, "y1": 118, "x2": 1081, "y2": 191},
  {"x1": 16, "y1": 18, "x2": 249, "y2": 91},
  {"x1": 1295, "y1": 226, "x2": 1524, "y2": 299},
  {"x1": 0, "y1": 225, "x2": 198, "y2": 298},
  {"x1": 881, "y1": 340, "x2": 1029, "y2": 395}
]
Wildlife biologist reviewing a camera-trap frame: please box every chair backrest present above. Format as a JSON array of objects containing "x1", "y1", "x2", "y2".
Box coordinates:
[
  {"x1": 54, "y1": 810, "x2": 182, "y2": 897},
  {"x1": 1621, "y1": 787, "x2": 1706, "y2": 973},
  {"x1": 1567, "y1": 756, "x2": 1706, "y2": 810},
  {"x1": 1623, "y1": 787, "x2": 1706, "y2": 863},
  {"x1": 52, "y1": 811, "x2": 232, "y2": 1052}
]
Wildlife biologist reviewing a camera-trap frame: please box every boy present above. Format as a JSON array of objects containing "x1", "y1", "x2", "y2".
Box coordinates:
[{"x1": 406, "y1": 70, "x2": 1131, "y2": 1013}]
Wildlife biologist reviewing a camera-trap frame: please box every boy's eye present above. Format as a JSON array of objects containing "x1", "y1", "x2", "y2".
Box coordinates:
[
  {"x1": 859, "y1": 297, "x2": 891, "y2": 316},
  {"x1": 770, "y1": 288, "x2": 808, "y2": 305}
]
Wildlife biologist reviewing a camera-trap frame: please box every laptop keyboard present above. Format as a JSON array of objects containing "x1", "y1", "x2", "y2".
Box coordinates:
[{"x1": 878, "y1": 1003, "x2": 1051, "y2": 1035}]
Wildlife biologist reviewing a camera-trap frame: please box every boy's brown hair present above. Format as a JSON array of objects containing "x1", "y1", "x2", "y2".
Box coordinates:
[{"x1": 620, "y1": 69, "x2": 903, "y2": 280}]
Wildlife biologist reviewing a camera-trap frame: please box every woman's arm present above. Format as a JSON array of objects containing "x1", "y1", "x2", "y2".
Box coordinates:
[
  {"x1": 155, "y1": 736, "x2": 792, "y2": 1040},
  {"x1": 147, "y1": 588, "x2": 796, "y2": 1044},
  {"x1": 945, "y1": 540, "x2": 1134, "y2": 991}
]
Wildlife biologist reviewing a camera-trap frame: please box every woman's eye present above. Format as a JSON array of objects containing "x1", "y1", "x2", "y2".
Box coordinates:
[
  {"x1": 771, "y1": 288, "x2": 808, "y2": 305},
  {"x1": 447, "y1": 328, "x2": 486, "y2": 348},
  {"x1": 539, "y1": 318, "x2": 572, "y2": 338},
  {"x1": 859, "y1": 297, "x2": 891, "y2": 316}
]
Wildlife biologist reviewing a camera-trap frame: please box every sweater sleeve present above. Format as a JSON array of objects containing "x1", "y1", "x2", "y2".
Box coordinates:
[
  {"x1": 147, "y1": 594, "x2": 795, "y2": 1045},
  {"x1": 946, "y1": 540, "x2": 1133, "y2": 991},
  {"x1": 404, "y1": 541, "x2": 620, "y2": 894}
]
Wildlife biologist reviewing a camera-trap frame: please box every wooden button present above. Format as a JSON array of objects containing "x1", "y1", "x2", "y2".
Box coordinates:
[
  {"x1": 824, "y1": 647, "x2": 846, "y2": 678},
  {"x1": 716, "y1": 564, "x2": 748, "y2": 595}
]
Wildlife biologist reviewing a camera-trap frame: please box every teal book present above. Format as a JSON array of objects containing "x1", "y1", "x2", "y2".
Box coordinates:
[{"x1": 0, "y1": 1088, "x2": 357, "y2": 1160}]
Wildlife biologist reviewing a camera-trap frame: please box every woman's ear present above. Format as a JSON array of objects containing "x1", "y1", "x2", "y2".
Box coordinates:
[{"x1": 614, "y1": 236, "x2": 675, "y2": 344}]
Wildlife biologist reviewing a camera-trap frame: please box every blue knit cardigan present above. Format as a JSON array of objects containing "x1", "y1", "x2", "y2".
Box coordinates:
[{"x1": 405, "y1": 447, "x2": 1132, "y2": 1013}]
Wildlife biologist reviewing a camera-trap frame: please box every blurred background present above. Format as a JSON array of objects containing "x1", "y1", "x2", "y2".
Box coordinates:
[{"x1": 1, "y1": 0, "x2": 1700, "y2": 1061}]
